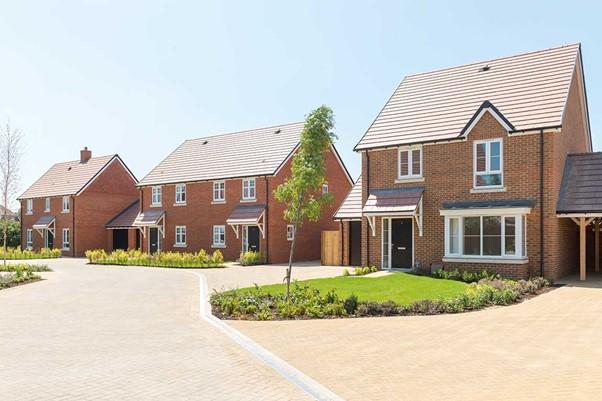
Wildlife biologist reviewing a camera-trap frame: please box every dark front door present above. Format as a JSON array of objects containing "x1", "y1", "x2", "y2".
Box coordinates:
[
  {"x1": 113, "y1": 229, "x2": 128, "y2": 251},
  {"x1": 247, "y1": 226, "x2": 260, "y2": 252},
  {"x1": 46, "y1": 231, "x2": 54, "y2": 249},
  {"x1": 391, "y1": 219, "x2": 412, "y2": 268},
  {"x1": 149, "y1": 227, "x2": 161, "y2": 253},
  {"x1": 349, "y1": 221, "x2": 361, "y2": 266}
]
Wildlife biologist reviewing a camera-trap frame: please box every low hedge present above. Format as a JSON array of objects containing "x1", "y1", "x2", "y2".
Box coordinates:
[
  {"x1": 0, "y1": 268, "x2": 42, "y2": 290},
  {"x1": 85, "y1": 248, "x2": 225, "y2": 268},
  {"x1": 0, "y1": 247, "x2": 61, "y2": 260},
  {"x1": 238, "y1": 251, "x2": 263, "y2": 266},
  {"x1": 0, "y1": 263, "x2": 52, "y2": 272},
  {"x1": 210, "y1": 276, "x2": 550, "y2": 320}
]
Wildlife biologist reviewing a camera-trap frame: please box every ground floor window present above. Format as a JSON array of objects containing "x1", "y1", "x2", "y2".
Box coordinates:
[
  {"x1": 62, "y1": 228, "x2": 70, "y2": 251},
  {"x1": 175, "y1": 226, "x2": 186, "y2": 246},
  {"x1": 213, "y1": 225, "x2": 225, "y2": 247},
  {"x1": 444, "y1": 215, "x2": 527, "y2": 259},
  {"x1": 26, "y1": 229, "x2": 33, "y2": 249}
]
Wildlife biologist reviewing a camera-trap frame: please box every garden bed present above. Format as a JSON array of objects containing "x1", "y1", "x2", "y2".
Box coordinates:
[
  {"x1": 210, "y1": 271, "x2": 552, "y2": 320},
  {"x1": 0, "y1": 263, "x2": 52, "y2": 272},
  {"x1": 0, "y1": 266, "x2": 44, "y2": 290},
  {"x1": 85, "y1": 249, "x2": 226, "y2": 268},
  {"x1": 0, "y1": 247, "x2": 62, "y2": 260}
]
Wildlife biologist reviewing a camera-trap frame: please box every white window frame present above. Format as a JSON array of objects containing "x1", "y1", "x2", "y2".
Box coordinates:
[
  {"x1": 213, "y1": 225, "x2": 226, "y2": 247},
  {"x1": 175, "y1": 184, "x2": 186, "y2": 205},
  {"x1": 242, "y1": 178, "x2": 256, "y2": 201},
  {"x1": 286, "y1": 225, "x2": 295, "y2": 241},
  {"x1": 151, "y1": 186, "x2": 162, "y2": 206},
  {"x1": 62, "y1": 196, "x2": 70, "y2": 213},
  {"x1": 26, "y1": 199, "x2": 33, "y2": 214},
  {"x1": 213, "y1": 181, "x2": 225, "y2": 202},
  {"x1": 45, "y1": 197, "x2": 50, "y2": 212},
  {"x1": 62, "y1": 228, "x2": 70, "y2": 251},
  {"x1": 322, "y1": 184, "x2": 329, "y2": 194},
  {"x1": 175, "y1": 225, "x2": 187, "y2": 247},
  {"x1": 398, "y1": 145, "x2": 422, "y2": 180},
  {"x1": 443, "y1": 214, "x2": 526, "y2": 260},
  {"x1": 473, "y1": 139, "x2": 503, "y2": 189},
  {"x1": 26, "y1": 229, "x2": 33, "y2": 249}
]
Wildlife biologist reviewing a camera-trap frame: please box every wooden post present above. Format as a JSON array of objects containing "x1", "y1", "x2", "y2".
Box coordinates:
[
  {"x1": 580, "y1": 217, "x2": 587, "y2": 281},
  {"x1": 594, "y1": 220, "x2": 600, "y2": 273}
]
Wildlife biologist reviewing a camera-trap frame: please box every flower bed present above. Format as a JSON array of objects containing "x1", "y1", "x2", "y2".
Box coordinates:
[
  {"x1": 0, "y1": 268, "x2": 42, "y2": 290},
  {"x1": 210, "y1": 275, "x2": 551, "y2": 320},
  {"x1": 0, "y1": 263, "x2": 52, "y2": 272},
  {"x1": 85, "y1": 249, "x2": 225, "y2": 268},
  {"x1": 0, "y1": 247, "x2": 62, "y2": 260}
]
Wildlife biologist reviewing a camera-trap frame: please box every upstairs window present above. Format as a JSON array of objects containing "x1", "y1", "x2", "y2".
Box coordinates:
[
  {"x1": 151, "y1": 186, "x2": 162, "y2": 206},
  {"x1": 287, "y1": 225, "x2": 295, "y2": 241},
  {"x1": 242, "y1": 178, "x2": 256, "y2": 200},
  {"x1": 175, "y1": 184, "x2": 186, "y2": 204},
  {"x1": 213, "y1": 181, "x2": 225, "y2": 202},
  {"x1": 26, "y1": 199, "x2": 33, "y2": 214},
  {"x1": 62, "y1": 196, "x2": 70, "y2": 212},
  {"x1": 474, "y1": 139, "x2": 503, "y2": 188},
  {"x1": 398, "y1": 146, "x2": 422, "y2": 179},
  {"x1": 322, "y1": 184, "x2": 329, "y2": 194},
  {"x1": 45, "y1": 197, "x2": 50, "y2": 212}
]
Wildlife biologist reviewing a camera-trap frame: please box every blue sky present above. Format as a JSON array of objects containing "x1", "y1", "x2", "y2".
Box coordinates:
[{"x1": 1, "y1": 1, "x2": 601, "y2": 199}]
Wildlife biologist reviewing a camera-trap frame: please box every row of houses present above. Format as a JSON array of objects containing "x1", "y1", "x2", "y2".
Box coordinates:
[{"x1": 19, "y1": 43, "x2": 599, "y2": 280}]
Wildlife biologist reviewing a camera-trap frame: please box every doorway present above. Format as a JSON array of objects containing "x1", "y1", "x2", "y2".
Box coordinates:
[
  {"x1": 112, "y1": 229, "x2": 128, "y2": 251},
  {"x1": 45, "y1": 230, "x2": 54, "y2": 249},
  {"x1": 149, "y1": 227, "x2": 161, "y2": 253},
  {"x1": 383, "y1": 218, "x2": 413, "y2": 269},
  {"x1": 349, "y1": 221, "x2": 362, "y2": 266},
  {"x1": 243, "y1": 226, "x2": 260, "y2": 253}
]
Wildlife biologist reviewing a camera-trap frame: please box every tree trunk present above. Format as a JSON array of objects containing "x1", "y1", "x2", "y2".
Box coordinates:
[
  {"x1": 285, "y1": 221, "x2": 298, "y2": 300},
  {"x1": 3, "y1": 192, "x2": 7, "y2": 267}
]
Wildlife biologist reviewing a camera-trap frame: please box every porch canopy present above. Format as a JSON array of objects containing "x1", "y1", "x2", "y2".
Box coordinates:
[
  {"x1": 33, "y1": 215, "x2": 55, "y2": 237},
  {"x1": 557, "y1": 153, "x2": 602, "y2": 281},
  {"x1": 133, "y1": 209, "x2": 165, "y2": 238},
  {"x1": 226, "y1": 204, "x2": 266, "y2": 238},
  {"x1": 363, "y1": 187, "x2": 423, "y2": 237},
  {"x1": 106, "y1": 201, "x2": 139, "y2": 229}
]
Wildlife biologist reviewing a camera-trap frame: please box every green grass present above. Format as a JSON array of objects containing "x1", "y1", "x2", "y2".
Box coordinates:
[{"x1": 240, "y1": 272, "x2": 468, "y2": 305}]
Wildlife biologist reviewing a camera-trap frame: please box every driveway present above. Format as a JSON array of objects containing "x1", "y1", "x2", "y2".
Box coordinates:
[
  {"x1": 0, "y1": 258, "x2": 342, "y2": 401},
  {"x1": 230, "y1": 276, "x2": 602, "y2": 401}
]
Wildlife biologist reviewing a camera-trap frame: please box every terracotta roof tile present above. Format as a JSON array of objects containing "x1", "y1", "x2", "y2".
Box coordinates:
[{"x1": 334, "y1": 176, "x2": 362, "y2": 220}]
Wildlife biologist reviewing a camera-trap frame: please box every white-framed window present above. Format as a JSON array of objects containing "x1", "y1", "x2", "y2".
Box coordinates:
[
  {"x1": 286, "y1": 225, "x2": 295, "y2": 241},
  {"x1": 45, "y1": 197, "x2": 50, "y2": 212},
  {"x1": 398, "y1": 146, "x2": 422, "y2": 179},
  {"x1": 175, "y1": 226, "x2": 186, "y2": 246},
  {"x1": 322, "y1": 184, "x2": 329, "y2": 194},
  {"x1": 175, "y1": 184, "x2": 186, "y2": 204},
  {"x1": 444, "y1": 214, "x2": 526, "y2": 259},
  {"x1": 62, "y1": 196, "x2": 70, "y2": 212},
  {"x1": 62, "y1": 228, "x2": 70, "y2": 251},
  {"x1": 474, "y1": 139, "x2": 503, "y2": 188},
  {"x1": 213, "y1": 181, "x2": 225, "y2": 202},
  {"x1": 26, "y1": 229, "x2": 33, "y2": 249},
  {"x1": 26, "y1": 199, "x2": 33, "y2": 214},
  {"x1": 213, "y1": 225, "x2": 226, "y2": 247},
  {"x1": 242, "y1": 178, "x2": 256, "y2": 200},
  {"x1": 151, "y1": 186, "x2": 162, "y2": 206}
]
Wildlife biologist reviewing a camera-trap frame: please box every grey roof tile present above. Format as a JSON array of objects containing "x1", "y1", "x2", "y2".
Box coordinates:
[
  {"x1": 557, "y1": 153, "x2": 602, "y2": 213},
  {"x1": 334, "y1": 176, "x2": 362, "y2": 219},
  {"x1": 106, "y1": 201, "x2": 140, "y2": 228},
  {"x1": 363, "y1": 186, "x2": 424, "y2": 214}
]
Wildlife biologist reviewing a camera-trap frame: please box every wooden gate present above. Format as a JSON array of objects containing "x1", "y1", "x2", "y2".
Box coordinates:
[{"x1": 321, "y1": 230, "x2": 341, "y2": 266}]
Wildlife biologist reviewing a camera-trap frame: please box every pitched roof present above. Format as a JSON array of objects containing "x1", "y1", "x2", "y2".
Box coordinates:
[
  {"x1": 355, "y1": 43, "x2": 581, "y2": 150},
  {"x1": 557, "y1": 153, "x2": 602, "y2": 214},
  {"x1": 138, "y1": 122, "x2": 305, "y2": 186},
  {"x1": 19, "y1": 155, "x2": 120, "y2": 199},
  {"x1": 226, "y1": 204, "x2": 266, "y2": 225},
  {"x1": 106, "y1": 201, "x2": 140, "y2": 228},
  {"x1": 334, "y1": 176, "x2": 362, "y2": 220}
]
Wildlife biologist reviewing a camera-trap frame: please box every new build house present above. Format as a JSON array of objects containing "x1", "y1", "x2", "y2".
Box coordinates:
[
  {"x1": 19, "y1": 148, "x2": 139, "y2": 256},
  {"x1": 336, "y1": 44, "x2": 592, "y2": 280},
  {"x1": 112, "y1": 123, "x2": 353, "y2": 263}
]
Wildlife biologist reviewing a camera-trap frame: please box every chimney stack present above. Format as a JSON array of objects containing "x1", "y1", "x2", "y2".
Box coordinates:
[{"x1": 80, "y1": 147, "x2": 92, "y2": 163}]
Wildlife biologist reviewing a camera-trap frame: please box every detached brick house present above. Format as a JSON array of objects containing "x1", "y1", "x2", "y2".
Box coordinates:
[
  {"x1": 336, "y1": 44, "x2": 592, "y2": 280},
  {"x1": 117, "y1": 122, "x2": 352, "y2": 263},
  {"x1": 19, "y1": 148, "x2": 138, "y2": 256}
]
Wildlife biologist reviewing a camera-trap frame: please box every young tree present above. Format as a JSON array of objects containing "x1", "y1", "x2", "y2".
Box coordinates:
[
  {"x1": 0, "y1": 121, "x2": 23, "y2": 266},
  {"x1": 274, "y1": 105, "x2": 336, "y2": 299}
]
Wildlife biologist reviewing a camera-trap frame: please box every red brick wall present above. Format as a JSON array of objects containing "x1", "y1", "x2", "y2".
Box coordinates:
[
  {"x1": 20, "y1": 196, "x2": 74, "y2": 255},
  {"x1": 139, "y1": 147, "x2": 352, "y2": 263}
]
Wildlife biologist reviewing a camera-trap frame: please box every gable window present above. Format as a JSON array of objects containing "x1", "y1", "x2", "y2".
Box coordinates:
[
  {"x1": 26, "y1": 229, "x2": 33, "y2": 249},
  {"x1": 474, "y1": 139, "x2": 503, "y2": 188},
  {"x1": 398, "y1": 146, "x2": 422, "y2": 179},
  {"x1": 286, "y1": 225, "x2": 295, "y2": 241},
  {"x1": 242, "y1": 178, "x2": 256, "y2": 201},
  {"x1": 62, "y1": 196, "x2": 70, "y2": 212},
  {"x1": 26, "y1": 199, "x2": 33, "y2": 214},
  {"x1": 213, "y1": 225, "x2": 225, "y2": 247},
  {"x1": 45, "y1": 197, "x2": 50, "y2": 212},
  {"x1": 175, "y1": 184, "x2": 186, "y2": 204},
  {"x1": 213, "y1": 181, "x2": 225, "y2": 202},
  {"x1": 62, "y1": 228, "x2": 70, "y2": 251},
  {"x1": 175, "y1": 226, "x2": 186, "y2": 246},
  {"x1": 151, "y1": 186, "x2": 162, "y2": 206}
]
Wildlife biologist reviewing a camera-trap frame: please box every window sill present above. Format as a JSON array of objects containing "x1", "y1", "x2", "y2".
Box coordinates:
[
  {"x1": 395, "y1": 177, "x2": 424, "y2": 184},
  {"x1": 174, "y1": 244, "x2": 187, "y2": 248},
  {"x1": 44, "y1": 209, "x2": 50, "y2": 213},
  {"x1": 443, "y1": 257, "x2": 528, "y2": 265},
  {"x1": 62, "y1": 248, "x2": 70, "y2": 252},
  {"x1": 211, "y1": 200, "x2": 226, "y2": 205},
  {"x1": 211, "y1": 244, "x2": 226, "y2": 248},
  {"x1": 26, "y1": 213, "x2": 33, "y2": 215},
  {"x1": 173, "y1": 203, "x2": 187, "y2": 207},
  {"x1": 61, "y1": 210, "x2": 70, "y2": 214},
  {"x1": 150, "y1": 204, "x2": 162, "y2": 208},
  {"x1": 470, "y1": 186, "x2": 506, "y2": 193},
  {"x1": 240, "y1": 199, "x2": 256, "y2": 203}
]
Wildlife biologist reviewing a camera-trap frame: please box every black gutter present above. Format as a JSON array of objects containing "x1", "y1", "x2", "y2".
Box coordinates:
[
  {"x1": 72, "y1": 196, "x2": 76, "y2": 257},
  {"x1": 540, "y1": 128, "x2": 545, "y2": 277}
]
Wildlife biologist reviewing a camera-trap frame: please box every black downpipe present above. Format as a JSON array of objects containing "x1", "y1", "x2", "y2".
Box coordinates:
[
  {"x1": 72, "y1": 197, "x2": 76, "y2": 257},
  {"x1": 264, "y1": 176, "x2": 269, "y2": 264},
  {"x1": 365, "y1": 151, "x2": 370, "y2": 266},
  {"x1": 540, "y1": 129, "x2": 545, "y2": 277}
]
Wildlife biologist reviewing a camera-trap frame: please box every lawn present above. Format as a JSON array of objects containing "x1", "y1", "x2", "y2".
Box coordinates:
[{"x1": 240, "y1": 272, "x2": 468, "y2": 305}]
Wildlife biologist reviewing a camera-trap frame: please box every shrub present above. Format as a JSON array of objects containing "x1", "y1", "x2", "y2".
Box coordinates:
[
  {"x1": 0, "y1": 269, "x2": 41, "y2": 289},
  {"x1": 0, "y1": 247, "x2": 61, "y2": 260},
  {"x1": 353, "y1": 266, "x2": 376, "y2": 276},
  {"x1": 0, "y1": 263, "x2": 51, "y2": 272},
  {"x1": 342, "y1": 268, "x2": 350, "y2": 277},
  {"x1": 343, "y1": 294, "x2": 358, "y2": 314},
  {"x1": 238, "y1": 250, "x2": 262, "y2": 266},
  {"x1": 432, "y1": 268, "x2": 498, "y2": 283},
  {"x1": 85, "y1": 248, "x2": 225, "y2": 268}
]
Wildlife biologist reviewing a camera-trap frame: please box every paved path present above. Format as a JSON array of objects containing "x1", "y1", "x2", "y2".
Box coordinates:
[
  {"x1": 0, "y1": 259, "x2": 342, "y2": 401},
  {"x1": 230, "y1": 276, "x2": 602, "y2": 401}
]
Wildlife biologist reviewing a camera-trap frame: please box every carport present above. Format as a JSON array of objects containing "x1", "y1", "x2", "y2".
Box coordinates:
[{"x1": 557, "y1": 153, "x2": 602, "y2": 281}]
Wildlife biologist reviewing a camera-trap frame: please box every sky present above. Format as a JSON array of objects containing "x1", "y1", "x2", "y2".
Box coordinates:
[{"x1": 1, "y1": 0, "x2": 601, "y2": 206}]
